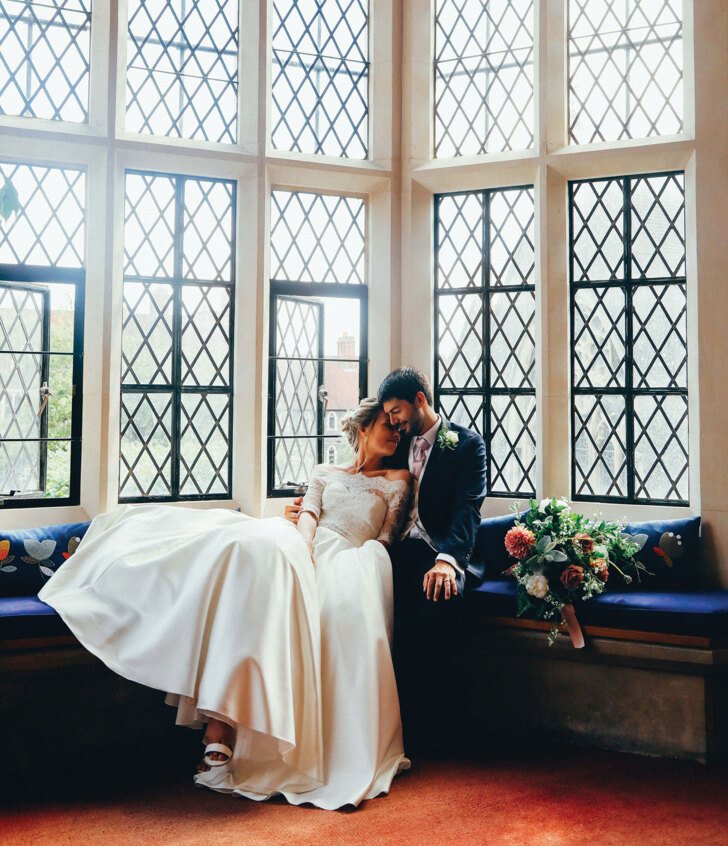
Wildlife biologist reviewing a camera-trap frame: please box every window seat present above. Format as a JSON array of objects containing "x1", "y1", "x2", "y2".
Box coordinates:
[{"x1": 1, "y1": 515, "x2": 727, "y2": 766}]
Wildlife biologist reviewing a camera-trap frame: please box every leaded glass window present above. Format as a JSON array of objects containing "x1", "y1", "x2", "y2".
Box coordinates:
[
  {"x1": 0, "y1": 0, "x2": 91, "y2": 123},
  {"x1": 434, "y1": 0, "x2": 534, "y2": 158},
  {"x1": 120, "y1": 170, "x2": 236, "y2": 501},
  {"x1": 269, "y1": 190, "x2": 366, "y2": 495},
  {"x1": 125, "y1": 0, "x2": 240, "y2": 143},
  {"x1": 569, "y1": 172, "x2": 688, "y2": 504},
  {"x1": 569, "y1": 0, "x2": 683, "y2": 145},
  {"x1": 435, "y1": 186, "x2": 536, "y2": 497},
  {"x1": 271, "y1": 0, "x2": 369, "y2": 159},
  {"x1": 0, "y1": 161, "x2": 86, "y2": 506}
]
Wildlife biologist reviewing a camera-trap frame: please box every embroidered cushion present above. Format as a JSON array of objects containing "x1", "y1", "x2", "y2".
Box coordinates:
[
  {"x1": 623, "y1": 515, "x2": 701, "y2": 591},
  {"x1": 0, "y1": 521, "x2": 90, "y2": 598}
]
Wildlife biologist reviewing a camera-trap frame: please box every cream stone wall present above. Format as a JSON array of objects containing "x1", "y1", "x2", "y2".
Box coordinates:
[{"x1": 2, "y1": 1, "x2": 727, "y2": 587}]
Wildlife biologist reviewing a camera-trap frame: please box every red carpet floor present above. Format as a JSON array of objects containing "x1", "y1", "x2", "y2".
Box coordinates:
[{"x1": 3, "y1": 743, "x2": 728, "y2": 846}]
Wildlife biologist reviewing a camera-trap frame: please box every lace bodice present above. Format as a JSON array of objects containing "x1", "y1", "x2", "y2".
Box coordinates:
[{"x1": 300, "y1": 465, "x2": 412, "y2": 548}]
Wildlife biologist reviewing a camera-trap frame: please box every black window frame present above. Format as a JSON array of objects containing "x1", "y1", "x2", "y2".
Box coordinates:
[
  {"x1": 433, "y1": 185, "x2": 537, "y2": 499},
  {"x1": 568, "y1": 170, "x2": 689, "y2": 506},
  {"x1": 119, "y1": 169, "x2": 237, "y2": 503},
  {"x1": 0, "y1": 263, "x2": 85, "y2": 509},
  {"x1": 267, "y1": 279, "x2": 368, "y2": 498}
]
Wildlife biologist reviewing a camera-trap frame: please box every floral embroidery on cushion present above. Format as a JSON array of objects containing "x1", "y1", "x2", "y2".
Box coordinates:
[
  {"x1": 62, "y1": 536, "x2": 81, "y2": 560},
  {"x1": 0, "y1": 539, "x2": 16, "y2": 573},
  {"x1": 652, "y1": 531, "x2": 684, "y2": 569},
  {"x1": 21, "y1": 538, "x2": 58, "y2": 579}
]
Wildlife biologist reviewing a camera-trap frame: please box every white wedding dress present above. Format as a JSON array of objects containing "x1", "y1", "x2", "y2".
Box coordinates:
[{"x1": 38, "y1": 465, "x2": 411, "y2": 809}]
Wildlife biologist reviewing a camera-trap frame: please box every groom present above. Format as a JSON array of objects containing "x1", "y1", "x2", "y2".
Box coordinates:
[
  {"x1": 377, "y1": 368, "x2": 487, "y2": 752},
  {"x1": 285, "y1": 367, "x2": 487, "y2": 753}
]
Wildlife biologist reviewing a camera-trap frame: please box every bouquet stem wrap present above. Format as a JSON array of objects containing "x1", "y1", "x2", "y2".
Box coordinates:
[{"x1": 561, "y1": 603, "x2": 585, "y2": 649}]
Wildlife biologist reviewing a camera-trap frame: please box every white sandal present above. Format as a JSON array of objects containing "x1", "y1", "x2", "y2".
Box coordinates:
[{"x1": 202, "y1": 742, "x2": 233, "y2": 768}]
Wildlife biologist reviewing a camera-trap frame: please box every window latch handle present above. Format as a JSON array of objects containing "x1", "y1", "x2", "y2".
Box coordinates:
[
  {"x1": 318, "y1": 385, "x2": 329, "y2": 411},
  {"x1": 37, "y1": 382, "x2": 52, "y2": 418}
]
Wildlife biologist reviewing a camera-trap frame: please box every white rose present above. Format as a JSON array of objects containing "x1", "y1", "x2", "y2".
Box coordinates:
[
  {"x1": 538, "y1": 497, "x2": 570, "y2": 513},
  {"x1": 592, "y1": 544, "x2": 609, "y2": 560},
  {"x1": 525, "y1": 573, "x2": 549, "y2": 599}
]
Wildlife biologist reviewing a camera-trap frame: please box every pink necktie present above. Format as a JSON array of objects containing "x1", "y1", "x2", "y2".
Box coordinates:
[{"x1": 411, "y1": 436, "x2": 429, "y2": 479}]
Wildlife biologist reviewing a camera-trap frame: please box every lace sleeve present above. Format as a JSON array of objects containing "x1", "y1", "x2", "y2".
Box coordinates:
[
  {"x1": 375, "y1": 479, "x2": 413, "y2": 547},
  {"x1": 300, "y1": 465, "x2": 326, "y2": 520}
]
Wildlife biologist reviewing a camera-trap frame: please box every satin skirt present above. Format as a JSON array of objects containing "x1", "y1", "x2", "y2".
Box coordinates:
[{"x1": 39, "y1": 504, "x2": 409, "y2": 809}]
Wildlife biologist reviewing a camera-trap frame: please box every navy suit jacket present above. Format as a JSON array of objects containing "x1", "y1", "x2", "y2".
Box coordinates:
[{"x1": 395, "y1": 418, "x2": 488, "y2": 581}]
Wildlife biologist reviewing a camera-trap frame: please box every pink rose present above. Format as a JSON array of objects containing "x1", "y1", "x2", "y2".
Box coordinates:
[
  {"x1": 573, "y1": 533, "x2": 595, "y2": 555},
  {"x1": 560, "y1": 565, "x2": 585, "y2": 590}
]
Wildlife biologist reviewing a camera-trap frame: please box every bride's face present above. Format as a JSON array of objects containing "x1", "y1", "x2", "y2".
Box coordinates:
[{"x1": 362, "y1": 410, "x2": 401, "y2": 458}]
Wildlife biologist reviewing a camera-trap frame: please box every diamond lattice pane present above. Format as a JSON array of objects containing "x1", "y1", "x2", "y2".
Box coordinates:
[
  {"x1": 0, "y1": 0, "x2": 91, "y2": 123},
  {"x1": 275, "y1": 360, "x2": 318, "y2": 438},
  {"x1": 0, "y1": 284, "x2": 45, "y2": 494},
  {"x1": 275, "y1": 297, "x2": 320, "y2": 438},
  {"x1": 489, "y1": 188, "x2": 535, "y2": 286},
  {"x1": 274, "y1": 436, "x2": 318, "y2": 490},
  {"x1": 183, "y1": 179, "x2": 234, "y2": 282},
  {"x1": 489, "y1": 291, "x2": 534, "y2": 390},
  {"x1": 124, "y1": 173, "x2": 176, "y2": 279},
  {"x1": 0, "y1": 438, "x2": 42, "y2": 496},
  {"x1": 119, "y1": 391, "x2": 173, "y2": 498},
  {"x1": 631, "y1": 173, "x2": 685, "y2": 279},
  {"x1": 436, "y1": 193, "x2": 484, "y2": 290},
  {"x1": 181, "y1": 285, "x2": 231, "y2": 387},
  {"x1": 573, "y1": 286, "x2": 626, "y2": 389},
  {"x1": 270, "y1": 191, "x2": 365, "y2": 284},
  {"x1": 571, "y1": 178, "x2": 625, "y2": 282},
  {"x1": 632, "y1": 283, "x2": 687, "y2": 389},
  {"x1": 179, "y1": 392, "x2": 230, "y2": 496},
  {"x1": 121, "y1": 282, "x2": 174, "y2": 386},
  {"x1": 271, "y1": 0, "x2": 368, "y2": 158},
  {"x1": 125, "y1": 0, "x2": 239, "y2": 143},
  {"x1": 490, "y1": 393, "x2": 536, "y2": 495},
  {"x1": 574, "y1": 393, "x2": 628, "y2": 498},
  {"x1": 569, "y1": 0, "x2": 683, "y2": 144},
  {"x1": 437, "y1": 293, "x2": 484, "y2": 390},
  {"x1": 438, "y1": 393, "x2": 485, "y2": 435},
  {"x1": 0, "y1": 162, "x2": 85, "y2": 268},
  {"x1": 434, "y1": 0, "x2": 534, "y2": 157},
  {"x1": 633, "y1": 393, "x2": 688, "y2": 502}
]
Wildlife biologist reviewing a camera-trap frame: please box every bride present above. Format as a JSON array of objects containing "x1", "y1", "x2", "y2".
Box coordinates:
[{"x1": 39, "y1": 398, "x2": 413, "y2": 810}]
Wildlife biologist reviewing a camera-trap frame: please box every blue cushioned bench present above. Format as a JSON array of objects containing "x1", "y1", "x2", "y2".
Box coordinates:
[
  {"x1": 1, "y1": 514, "x2": 728, "y2": 764},
  {"x1": 460, "y1": 513, "x2": 728, "y2": 763},
  {"x1": 469, "y1": 580, "x2": 728, "y2": 640}
]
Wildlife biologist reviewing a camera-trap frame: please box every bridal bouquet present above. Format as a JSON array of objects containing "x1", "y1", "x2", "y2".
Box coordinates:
[{"x1": 504, "y1": 498, "x2": 648, "y2": 647}]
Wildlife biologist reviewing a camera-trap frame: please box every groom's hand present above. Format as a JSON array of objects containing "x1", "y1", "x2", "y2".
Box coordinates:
[
  {"x1": 423, "y1": 560, "x2": 458, "y2": 602},
  {"x1": 284, "y1": 497, "x2": 303, "y2": 524}
]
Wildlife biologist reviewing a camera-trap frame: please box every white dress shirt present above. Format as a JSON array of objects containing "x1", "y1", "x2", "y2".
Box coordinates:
[{"x1": 406, "y1": 416, "x2": 465, "y2": 577}]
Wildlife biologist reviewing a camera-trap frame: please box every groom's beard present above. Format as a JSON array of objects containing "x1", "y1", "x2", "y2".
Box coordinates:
[{"x1": 399, "y1": 407, "x2": 426, "y2": 437}]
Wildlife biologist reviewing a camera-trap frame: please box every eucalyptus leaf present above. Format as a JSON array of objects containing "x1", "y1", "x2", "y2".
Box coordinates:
[
  {"x1": 630, "y1": 533, "x2": 648, "y2": 550},
  {"x1": 537, "y1": 535, "x2": 552, "y2": 553},
  {"x1": 550, "y1": 550, "x2": 568, "y2": 563}
]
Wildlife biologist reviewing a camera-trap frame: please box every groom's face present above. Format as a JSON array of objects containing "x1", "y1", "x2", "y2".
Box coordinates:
[{"x1": 382, "y1": 395, "x2": 425, "y2": 437}]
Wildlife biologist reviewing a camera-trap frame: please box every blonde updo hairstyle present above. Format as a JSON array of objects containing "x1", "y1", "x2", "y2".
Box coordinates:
[{"x1": 340, "y1": 397, "x2": 381, "y2": 454}]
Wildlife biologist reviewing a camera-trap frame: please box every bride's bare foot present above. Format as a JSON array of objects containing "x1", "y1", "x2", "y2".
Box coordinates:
[{"x1": 197, "y1": 718, "x2": 236, "y2": 773}]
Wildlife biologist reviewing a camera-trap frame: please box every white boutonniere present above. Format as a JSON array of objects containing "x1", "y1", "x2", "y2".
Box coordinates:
[{"x1": 437, "y1": 426, "x2": 459, "y2": 451}]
